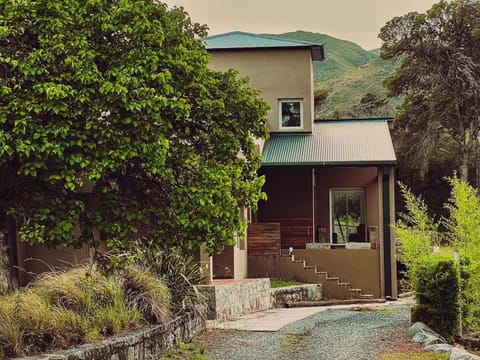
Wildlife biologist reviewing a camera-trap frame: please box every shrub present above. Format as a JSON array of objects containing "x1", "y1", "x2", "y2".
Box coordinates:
[
  {"x1": 32, "y1": 265, "x2": 143, "y2": 338},
  {"x1": 0, "y1": 264, "x2": 169, "y2": 357},
  {"x1": 0, "y1": 289, "x2": 85, "y2": 357},
  {"x1": 394, "y1": 182, "x2": 438, "y2": 291},
  {"x1": 411, "y1": 255, "x2": 460, "y2": 341},
  {"x1": 444, "y1": 176, "x2": 480, "y2": 330},
  {"x1": 122, "y1": 265, "x2": 170, "y2": 324},
  {"x1": 130, "y1": 241, "x2": 207, "y2": 315}
]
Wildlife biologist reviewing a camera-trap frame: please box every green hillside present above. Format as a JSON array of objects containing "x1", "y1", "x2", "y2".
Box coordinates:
[
  {"x1": 316, "y1": 57, "x2": 403, "y2": 119},
  {"x1": 272, "y1": 31, "x2": 378, "y2": 83},
  {"x1": 270, "y1": 31, "x2": 402, "y2": 119}
]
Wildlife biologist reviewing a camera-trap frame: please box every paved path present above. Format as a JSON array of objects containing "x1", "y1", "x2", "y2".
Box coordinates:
[
  {"x1": 204, "y1": 300, "x2": 414, "y2": 360},
  {"x1": 211, "y1": 297, "x2": 414, "y2": 332}
]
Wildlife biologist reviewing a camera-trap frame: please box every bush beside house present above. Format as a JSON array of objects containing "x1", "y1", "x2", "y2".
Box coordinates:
[
  {"x1": 411, "y1": 256, "x2": 460, "y2": 342},
  {"x1": 396, "y1": 177, "x2": 480, "y2": 340}
]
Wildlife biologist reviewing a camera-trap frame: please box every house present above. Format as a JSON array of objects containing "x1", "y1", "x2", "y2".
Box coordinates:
[{"x1": 205, "y1": 31, "x2": 397, "y2": 299}]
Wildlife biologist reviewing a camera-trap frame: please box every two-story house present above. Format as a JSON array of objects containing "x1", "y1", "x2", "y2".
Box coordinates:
[{"x1": 205, "y1": 31, "x2": 397, "y2": 300}]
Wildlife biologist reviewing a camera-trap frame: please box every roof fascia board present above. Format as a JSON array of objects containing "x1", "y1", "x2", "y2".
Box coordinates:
[{"x1": 261, "y1": 161, "x2": 397, "y2": 167}]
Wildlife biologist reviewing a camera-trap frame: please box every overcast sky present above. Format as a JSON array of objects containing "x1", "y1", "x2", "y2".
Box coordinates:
[{"x1": 162, "y1": 0, "x2": 439, "y2": 50}]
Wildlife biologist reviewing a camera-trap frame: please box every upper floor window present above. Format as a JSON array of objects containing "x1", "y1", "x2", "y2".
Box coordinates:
[{"x1": 279, "y1": 99, "x2": 303, "y2": 129}]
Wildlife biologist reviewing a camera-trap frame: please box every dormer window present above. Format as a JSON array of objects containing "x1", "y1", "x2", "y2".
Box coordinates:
[{"x1": 279, "y1": 99, "x2": 303, "y2": 130}]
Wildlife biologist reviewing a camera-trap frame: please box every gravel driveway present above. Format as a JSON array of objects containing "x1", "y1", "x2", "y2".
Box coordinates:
[{"x1": 204, "y1": 305, "x2": 411, "y2": 360}]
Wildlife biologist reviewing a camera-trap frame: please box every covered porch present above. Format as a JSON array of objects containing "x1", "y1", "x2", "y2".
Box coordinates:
[{"x1": 248, "y1": 119, "x2": 397, "y2": 299}]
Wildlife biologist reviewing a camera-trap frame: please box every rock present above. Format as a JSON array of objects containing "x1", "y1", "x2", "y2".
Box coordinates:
[
  {"x1": 408, "y1": 322, "x2": 447, "y2": 346},
  {"x1": 412, "y1": 331, "x2": 446, "y2": 346},
  {"x1": 408, "y1": 322, "x2": 439, "y2": 338},
  {"x1": 407, "y1": 322, "x2": 480, "y2": 359},
  {"x1": 450, "y1": 347, "x2": 480, "y2": 360},
  {"x1": 425, "y1": 343, "x2": 452, "y2": 354}
]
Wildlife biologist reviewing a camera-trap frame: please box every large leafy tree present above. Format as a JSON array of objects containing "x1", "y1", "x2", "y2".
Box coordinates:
[
  {"x1": 380, "y1": 0, "x2": 480, "y2": 185},
  {"x1": 0, "y1": 0, "x2": 268, "y2": 291}
]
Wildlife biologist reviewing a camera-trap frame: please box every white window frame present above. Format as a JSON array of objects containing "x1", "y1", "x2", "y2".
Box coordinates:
[{"x1": 278, "y1": 99, "x2": 303, "y2": 130}]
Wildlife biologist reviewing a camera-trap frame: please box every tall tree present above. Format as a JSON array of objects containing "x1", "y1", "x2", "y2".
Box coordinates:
[
  {"x1": 350, "y1": 92, "x2": 387, "y2": 117},
  {"x1": 0, "y1": 0, "x2": 268, "y2": 291},
  {"x1": 380, "y1": 0, "x2": 480, "y2": 184}
]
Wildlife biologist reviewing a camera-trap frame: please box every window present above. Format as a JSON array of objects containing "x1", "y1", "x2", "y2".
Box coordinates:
[
  {"x1": 330, "y1": 189, "x2": 366, "y2": 245},
  {"x1": 279, "y1": 99, "x2": 303, "y2": 129}
]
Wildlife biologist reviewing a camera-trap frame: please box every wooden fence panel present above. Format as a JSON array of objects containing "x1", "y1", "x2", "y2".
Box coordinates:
[
  {"x1": 260, "y1": 218, "x2": 313, "y2": 249},
  {"x1": 247, "y1": 223, "x2": 281, "y2": 256}
]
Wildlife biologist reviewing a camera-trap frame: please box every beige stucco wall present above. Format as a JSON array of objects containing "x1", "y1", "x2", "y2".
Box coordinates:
[
  {"x1": 211, "y1": 243, "x2": 248, "y2": 280},
  {"x1": 248, "y1": 249, "x2": 381, "y2": 298},
  {"x1": 294, "y1": 249, "x2": 381, "y2": 298},
  {"x1": 233, "y1": 244, "x2": 248, "y2": 279},
  {"x1": 18, "y1": 242, "x2": 91, "y2": 283},
  {"x1": 208, "y1": 49, "x2": 314, "y2": 133}
]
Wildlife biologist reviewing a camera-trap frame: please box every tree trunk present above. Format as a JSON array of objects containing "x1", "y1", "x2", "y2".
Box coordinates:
[
  {"x1": 0, "y1": 226, "x2": 18, "y2": 295},
  {"x1": 476, "y1": 155, "x2": 480, "y2": 188},
  {"x1": 459, "y1": 151, "x2": 469, "y2": 181}
]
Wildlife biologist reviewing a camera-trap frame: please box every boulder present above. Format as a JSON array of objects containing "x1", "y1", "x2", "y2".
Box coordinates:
[
  {"x1": 450, "y1": 347, "x2": 480, "y2": 360},
  {"x1": 408, "y1": 322, "x2": 447, "y2": 346},
  {"x1": 425, "y1": 343, "x2": 452, "y2": 354}
]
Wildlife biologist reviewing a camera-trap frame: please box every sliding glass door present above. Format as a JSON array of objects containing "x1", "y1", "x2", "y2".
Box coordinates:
[{"x1": 330, "y1": 189, "x2": 365, "y2": 244}]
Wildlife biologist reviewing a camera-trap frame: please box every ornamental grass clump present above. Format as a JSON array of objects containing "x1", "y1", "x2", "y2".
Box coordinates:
[
  {"x1": 122, "y1": 265, "x2": 171, "y2": 325},
  {"x1": 132, "y1": 241, "x2": 207, "y2": 315},
  {"x1": 0, "y1": 264, "x2": 170, "y2": 357},
  {"x1": 0, "y1": 289, "x2": 84, "y2": 357}
]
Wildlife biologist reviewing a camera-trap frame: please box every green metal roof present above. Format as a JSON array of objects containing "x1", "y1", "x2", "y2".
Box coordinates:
[
  {"x1": 262, "y1": 119, "x2": 397, "y2": 166},
  {"x1": 205, "y1": 31, "x2": 324, "y2": 60}
]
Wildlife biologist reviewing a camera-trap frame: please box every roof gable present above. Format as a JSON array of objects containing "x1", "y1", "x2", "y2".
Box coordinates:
[{"x1": 205, "y1": 31, "x2": 324, "y2": 60}]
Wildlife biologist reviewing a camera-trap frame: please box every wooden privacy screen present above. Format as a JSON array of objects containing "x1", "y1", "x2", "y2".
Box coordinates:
[
  {"x1": 247, "y1": 222, "x2": 281, "y2": 256},
  {"x1": 260, "y1": 218, "x2": 313, "y2": 249}
]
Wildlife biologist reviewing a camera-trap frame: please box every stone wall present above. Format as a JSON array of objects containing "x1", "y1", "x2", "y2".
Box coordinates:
[
  {"x1": 271, "y1": 284, "x2": 322, "y2": 307},
  {"x1": 197, "y1": 279, "x2": 272, "y2": 321},
  {"x1": 17, "y1": 309, "x2": 206, "y2": 360},
  {"x1": 197, "y1": 279, "x2": 322, "y2": 321}
]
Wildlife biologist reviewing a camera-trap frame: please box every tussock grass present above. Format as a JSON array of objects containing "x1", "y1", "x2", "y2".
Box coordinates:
[
  {"x1": 0, "y1": 265, "x2": 170, "y2": 357},
  {"x1": 123, "y1": 265, "x2": 170, "y2": 324}
]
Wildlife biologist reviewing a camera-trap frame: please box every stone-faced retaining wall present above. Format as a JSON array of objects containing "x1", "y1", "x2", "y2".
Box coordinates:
[
  {"x1": 17, "y1": 309, "x2": 206, "y2": 360},
  {"x1": 197, "y1": 279, "x2": 272, "y2": 321},
  {"x1": 196, "y1": 279, "x2": 322, "y2": 321},
  {"x1": 271, "y1": 284, "x2": 322, "y2": 307}
]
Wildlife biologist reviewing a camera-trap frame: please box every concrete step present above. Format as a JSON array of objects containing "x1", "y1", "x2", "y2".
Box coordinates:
[
  {"x1": 285, "y1": 298, "x2": 386, "y2": 308},
  {"x1": 276, "y1": 251, "x2": 372, "y2": 300},
  {"x1": 360, "y1": 294, "x2": 374, "y2": 299}
]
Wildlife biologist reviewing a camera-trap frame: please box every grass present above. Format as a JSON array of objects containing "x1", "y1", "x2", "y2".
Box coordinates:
[
  {"x1": 380, "y1": 352, "x2": 449, "y2": 360},
  {"x1": 161, "y1": 341, "x2": 208, "y2": 360},
  {"x1": 281, "y1": 327, "x2": 313, "y2": 349},
  {"x1": 270, "y1": 278, "x2": 303, "y2": 288},
  {"x1": 0, "y1": 264, "x2": 171, "y2": 358}
]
